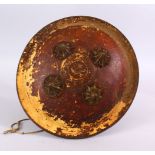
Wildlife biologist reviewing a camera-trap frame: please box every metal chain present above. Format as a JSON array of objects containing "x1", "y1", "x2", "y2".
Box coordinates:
[{"x1": 3, "y1": 118, "x2": 43, "y2": 134}]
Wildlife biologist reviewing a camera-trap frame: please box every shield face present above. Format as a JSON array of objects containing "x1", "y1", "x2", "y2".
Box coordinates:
[{"x1": 17, "y1": 16, "x2": 139, "y2": 138}]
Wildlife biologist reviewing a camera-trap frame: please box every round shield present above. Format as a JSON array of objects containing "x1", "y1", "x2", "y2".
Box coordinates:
[{"x1": 17, "y1": 16, "x2": 139, "y2": 138}]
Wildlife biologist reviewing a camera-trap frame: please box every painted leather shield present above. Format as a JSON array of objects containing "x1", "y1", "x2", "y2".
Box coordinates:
[{"x1": 17, "y1": 16, "x2": 139, "y2": 138}]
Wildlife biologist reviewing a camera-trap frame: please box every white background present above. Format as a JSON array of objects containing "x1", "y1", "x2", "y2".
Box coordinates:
[{"x1": 0, "y1": 4, "x2": 155, "y2": 151}]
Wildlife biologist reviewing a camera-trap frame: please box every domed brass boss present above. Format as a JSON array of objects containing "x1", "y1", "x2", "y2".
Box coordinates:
[
  {"x1": 43, "y1": 74, "x2": 65, "y2": 98},
  {"x1": 17, "y1": 16, "x2": 139, "y2": 138}
]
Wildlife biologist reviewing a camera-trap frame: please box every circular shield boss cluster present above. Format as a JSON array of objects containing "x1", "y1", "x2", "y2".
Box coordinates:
[{"x1": 17, "y1": 16, "x2": 139, "y2": 138}]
